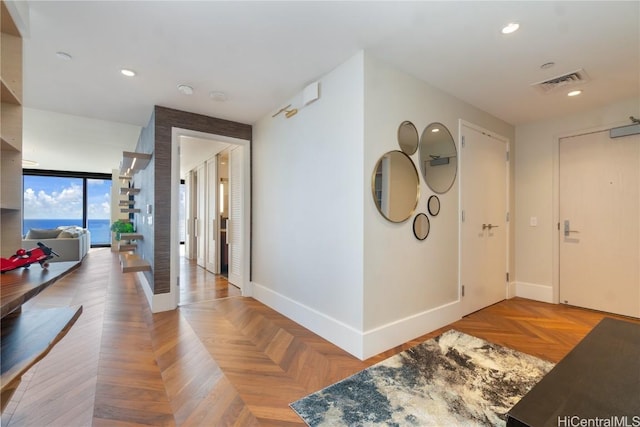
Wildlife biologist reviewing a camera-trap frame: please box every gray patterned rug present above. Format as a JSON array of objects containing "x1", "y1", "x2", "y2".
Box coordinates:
[{"x1": 290, "y1": 330, "x2": 554, "y2": 426}]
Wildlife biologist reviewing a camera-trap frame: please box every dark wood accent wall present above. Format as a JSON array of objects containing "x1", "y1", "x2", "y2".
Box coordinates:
[{"x1": 143, "y1": 106, "x2": 252, "y2": 295}]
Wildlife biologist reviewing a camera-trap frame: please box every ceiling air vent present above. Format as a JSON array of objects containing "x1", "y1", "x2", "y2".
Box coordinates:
[{"x1": 531, "y1": 68, "x2": 590, "y2": 94}]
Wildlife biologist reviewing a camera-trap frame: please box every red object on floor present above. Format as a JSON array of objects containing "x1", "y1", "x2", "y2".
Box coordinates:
[{"x1": 1, "y1": 242, "x2": 59, "y2": 273}]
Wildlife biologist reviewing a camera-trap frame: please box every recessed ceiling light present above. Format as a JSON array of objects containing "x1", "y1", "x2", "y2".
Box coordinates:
[
  {"x1": 540, "y1": 62, "x2": 555, "y2": 70},
  {"x1": 567, "y1": 90, "x2": 582, "y2": 97},
  {"x1": 501, "y1": 22, "x2": 520, "y2": 34},
  {"x1": 56, "y1": 51, "x2": 72, "y2": 60},
  {"x1": 121, "y1": 68, "x2": 136, "y2": 77},
  {"x1": 177, "y1": 84, "x2": 194, "y2": 95},
  {"x1": 210, "y1": 91, "x2": 228, "y2": 102}
]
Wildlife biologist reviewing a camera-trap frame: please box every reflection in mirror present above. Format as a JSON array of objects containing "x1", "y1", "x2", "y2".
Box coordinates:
[
  {"x1": 419, "y1": 122, "x2": 457, "y2": 194},
  {"x1": 413, "y1": 213, "x2": 430, "y2": 240},
  {"x1": 372, "y1": 150, "x2": 420, "y2": 223},
  {"x1": 397, "y1": 121, "x2": 419, "y2": 155},
  {"x1": 428, "y1": 195, "x2": 440, "y2": 216}
]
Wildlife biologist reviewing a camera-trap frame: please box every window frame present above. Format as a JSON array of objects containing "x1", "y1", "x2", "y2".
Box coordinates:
[{"x1": 23, "y1": 169, "x2": 113, "y2": 248}]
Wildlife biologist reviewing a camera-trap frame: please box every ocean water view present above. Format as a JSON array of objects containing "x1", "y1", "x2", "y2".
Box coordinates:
[{"x1": 23, "y1": 219, "x2": 111, "y2": 245}]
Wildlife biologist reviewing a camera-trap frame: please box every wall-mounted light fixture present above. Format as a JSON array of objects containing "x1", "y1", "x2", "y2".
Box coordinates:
[
  {"x1": 303, "y1": 81, "x2": 320, "y2": 106},
  {"x1": 272, "y1": 81, "x2": 320, "y2": 120},
  {"x1": 272, "y1": 104, "x2": 298, "y2": 119}
]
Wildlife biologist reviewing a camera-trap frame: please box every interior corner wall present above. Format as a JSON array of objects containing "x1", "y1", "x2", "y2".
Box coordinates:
[
  {"x1": 251, "y1": 51, "x2": 366, "y2": 357},
  {"x1": 514, "y1": 97, "x2": 640, "y2": 302},
  {"x1": 361, "y1": 53, "x2": 515, "y2": 358}
]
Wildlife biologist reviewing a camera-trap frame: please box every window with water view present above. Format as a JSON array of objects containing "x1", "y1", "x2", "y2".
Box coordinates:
[{"x1": 23, "y1": 173, "x2": 112, "y2": 246}]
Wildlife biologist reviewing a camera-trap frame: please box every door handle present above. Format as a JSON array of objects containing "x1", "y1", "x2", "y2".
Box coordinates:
[
  {"x1": 563, "y1": 220, "x2": 579, "y2": 237},
  {"x1": 482, "y1": 224, "x2": 499, "y2": 230}
]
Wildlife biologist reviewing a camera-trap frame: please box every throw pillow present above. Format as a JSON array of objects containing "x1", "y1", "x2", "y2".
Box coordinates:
[
  {"x1": 25, "y1": 228, "x2": 63, "y2": 239},
  {"x1": 58, "y1": 230, "x2": 78, "y2": 238}
]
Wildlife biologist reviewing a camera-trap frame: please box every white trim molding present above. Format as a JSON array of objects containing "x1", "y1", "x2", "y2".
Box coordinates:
[
  {"x1": 252, "y1": 282, "x2": 364, "y2": 358},
  {"x1": 137, "y1": 272, "x2": 177, "y2": 313},
  {"x1": 515, "y1": 281, "x2": 554, "y2": 303},
  {"x1": 253, "y1": 281, "x2": 461, "y2": 360},
  {"x1": 362, "y1": 300, "x2": 460, "y2": 360},
  {"x1": 507, "y1": 281, "x2": 517, "y2": 299}
]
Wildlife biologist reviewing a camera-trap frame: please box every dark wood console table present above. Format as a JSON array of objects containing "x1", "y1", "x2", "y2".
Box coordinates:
[
  {"x1": 0, "y1": 262, "x2": 83, "y2": 411},
  {"x1": 507, "y1": 317, "x2": 640, "y2": 426}
]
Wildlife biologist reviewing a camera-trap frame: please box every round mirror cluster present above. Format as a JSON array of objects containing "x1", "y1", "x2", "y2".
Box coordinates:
[
  {"x1": 419, "y1": 123, "x2": 457, "y2": 194},
  {"x1": 397, "y1": 121, "x2": 419, "y2": 155},
  {"x1": 372, "y1": 151, "x2": 420, "y2": 223},
  {"x1": 372, "y1": 120, "x2": 457, "y2": 240}
]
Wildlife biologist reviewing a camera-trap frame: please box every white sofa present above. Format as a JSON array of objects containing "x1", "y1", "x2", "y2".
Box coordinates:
[{"x1": 22, "y1": 227, "x2": 91, "y2": 262}]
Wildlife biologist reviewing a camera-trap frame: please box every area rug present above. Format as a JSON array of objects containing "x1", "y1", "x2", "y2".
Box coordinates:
[{"x1": 290, "y1": 330, "x2": 554, "y2": 426}]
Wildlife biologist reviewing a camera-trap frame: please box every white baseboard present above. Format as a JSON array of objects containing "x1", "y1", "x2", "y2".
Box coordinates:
[
  {"x1": 507, "y1": 282, "x2": 517, "y2": 298},
  {"x1": 361, "y1": 300, "x2": 461, "y2": 360},
  {"x1": 515, "y1": 281, "x2": 554, "y2": 303},
  {"x1": 252, "y1": 282, "x2": 461, "y2": 360},
  {"x1": 252, "y1": 281, "x2": 364, "y2": 358},
  {"x1": 137, "y1": 272, "x2": 177, "y2": 313}
]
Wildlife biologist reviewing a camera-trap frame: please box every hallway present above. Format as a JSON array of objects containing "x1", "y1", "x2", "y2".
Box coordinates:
[
  {"x1": 178, "y1": 248, "x2": 241, "y2": 306},
  {"x1": 3, "y1": 248, "x2": 634, "y2": 426},
  {"x1": 2, "y1": 248, "x2": 367, "y2": 426}
]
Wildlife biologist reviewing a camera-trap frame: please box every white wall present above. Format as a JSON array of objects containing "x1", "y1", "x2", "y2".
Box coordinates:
[
  {"x1": 514, "y1": 97, "x2": 640, "y2": 302},
  {"x1": 23, "y1": 108, "x2": 141, "y2": 173},
  {"x1": 252, "y1": 52, "x2": 366, "y2": 356},
  {"x1": 361, "y1": 53, "x2": 514, "y2": 357},
  {"x1": 252, "y1": 50, "x2": 516, "y2": 359}
]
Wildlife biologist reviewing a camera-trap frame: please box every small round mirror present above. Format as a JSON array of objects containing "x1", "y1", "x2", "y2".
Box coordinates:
[
  {"x1": 372, "y1": 150, "x2": 420, "y2": 223},
  {"x1": 419, "y1": 122, "x2": 457, "y2": 194},
  {"x1": 413, "y1": 213, "x2": 430, "y2": 240},
  {"x1": 397, "y1": 121, "x2": 419, "y2": 155},
  {"x1": 428, "y1": 195, "x2": 440, "y2": 216}
]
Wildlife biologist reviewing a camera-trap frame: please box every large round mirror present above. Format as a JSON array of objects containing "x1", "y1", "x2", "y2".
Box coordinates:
[
  {"x1": 419, "y1": 122, "x2": 457, "y2": 194},
  {"x1": 372, "y1": 150, "x2": 420, "y2": 223},
  {"x1": 397, "y1": 121, "x2": 419, "y2": 155}
]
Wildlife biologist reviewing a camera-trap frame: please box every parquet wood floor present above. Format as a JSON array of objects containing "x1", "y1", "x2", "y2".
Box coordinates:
[
  {"x1": 2, "y1": 248, "x2": 637, "y2": 426},
  {"x1": 178, "y1": 253, "x2": 241, "y2": 305}
]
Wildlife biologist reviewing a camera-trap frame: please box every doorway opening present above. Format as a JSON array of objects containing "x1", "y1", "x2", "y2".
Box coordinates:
[{"x1": 171, "y1": 128, "x2": 250, "y2": 307}]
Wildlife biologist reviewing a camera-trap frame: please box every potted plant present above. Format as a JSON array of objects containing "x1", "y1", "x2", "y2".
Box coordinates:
[{"x1": 110, "y1": 220, "x2": 134, "y2": 241}]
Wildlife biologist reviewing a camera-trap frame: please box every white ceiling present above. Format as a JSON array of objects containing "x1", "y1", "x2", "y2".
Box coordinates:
[
  {"x1": 14, "y1": 1, "x2": 640, "y2": 171},
  {"x1": 179, "y1": 135, "x2": 230, "y2": 177}
]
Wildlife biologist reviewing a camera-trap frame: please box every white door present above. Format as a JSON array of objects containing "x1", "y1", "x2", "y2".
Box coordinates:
[
  {"x1": 206, "y1": 157, "x2": 218, "y2": 273},
  {"x1": 184, "y1": 171, "x2": 195, "y2": 260},
  {"x1": 559, "y1": 131, "x2": 639, "y2": 317},
  {"x1": 227, "y1": 146, "x2": 244, "y2": 287},
  {"x1": 196, "y1": 163, "x2": 206, "y2": 268},
  {"x1": 460, "y1": 123, "x2": 509, "y2": 315}
]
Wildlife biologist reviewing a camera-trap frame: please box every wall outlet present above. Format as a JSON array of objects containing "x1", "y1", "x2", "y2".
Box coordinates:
[{"x1": 530, "y1": 216, "x2": 538, "y2": 227}]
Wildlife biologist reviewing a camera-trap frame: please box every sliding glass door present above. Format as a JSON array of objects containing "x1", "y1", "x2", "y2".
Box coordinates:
[
  {"x1": 86, "y1": 178, "x2": 112, "y2": 245},
  {"x1": 23, "y1": 171, "x2": 112, "y2": 246},
  {"x1": 23, "y1": 175, "x2": 84, "y2": 233}
]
